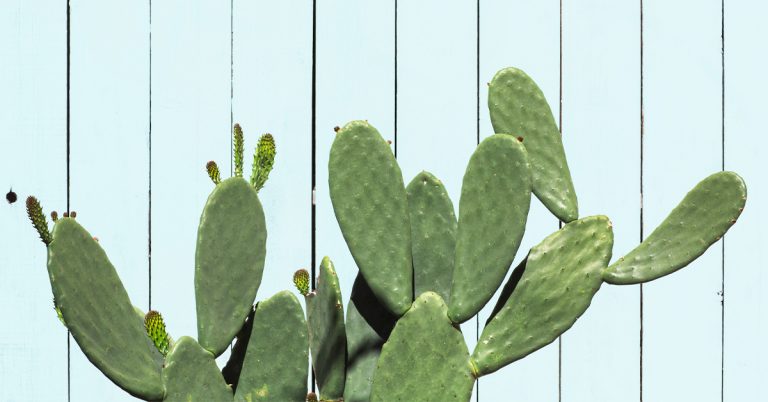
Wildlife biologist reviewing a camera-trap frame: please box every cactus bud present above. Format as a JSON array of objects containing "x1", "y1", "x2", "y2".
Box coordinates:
[
  {"x1": 63, "y1": 212, "x2": 69, "y2": 218},
  {"x1": 26, "y1": 196, "x2": 52, "y2": 245},
  {"x1": 233, "y1": 123, "x2": 244, "y2": 178},
  {"x1": 144, "y1": 310, "x2": 171, "y2": 356},
  {"x1": 333, "y1": 126, "x2": 340, "y2": 132},
  {"x1": 293, "y1": 269, "x2": 310, "y2": 296},
  {"x1": 51, "y1": 211, "x2": 58, "y2": 222},
  {"x1": 250, "y1": 133, "x2": 276, "y2": 191},
  {"x1": 206, "y1": 161, "x2": 221, "y2": 184},
  {"x1": 306, "y1": 392, "x2": 318, "y2": 402},
  {"x1": 70, "y1": 211, "x2": 76, "y2": 218}
]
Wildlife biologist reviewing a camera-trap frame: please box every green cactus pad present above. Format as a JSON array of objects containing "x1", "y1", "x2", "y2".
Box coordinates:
[
  {"x1": 307, "y1": 257, "x2": 347, "y2": 400},
  {"x1": 221, "y1": 306, "x2": 255, "y2": 391},
  {"x1": 488, "y1": 67, "x2": 578, "y2": 222},
  {"x1": 329, "y1": 120, "x2": 413, "y2": 316},
  {"x1": 406, "y1": 171, "x2": 457, "y2": 303},
  {"x1": 196, "y1": 177, "x2": 267, "y2": 356},
  {"x1": 235, "y1": 291, "x2": 309, "y2": 402},
  {"x1": 448, "y1": 134, "x2": 532, "y2": 324},
  {"x1": 344, "y1": 274, "x2": 397, "y2": 402},
  {"x1": 370, "y1": 292, "x2": 475, "y2": 402},
  {"x1": 47, "y1": 219, "x2": 164, "y2": 400},
  {"x1": 163, "y1": 336, "x2": 233, "y2": 402},
  {"x1": 472, "y1": 215, "x2": 613, "y2": 376},
  {"x1": 604, "y1": 171, "x2": 747, "y2": 285}
]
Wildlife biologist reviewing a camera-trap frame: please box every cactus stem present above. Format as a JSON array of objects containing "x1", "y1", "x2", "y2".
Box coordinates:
[
  {"x1": 234, "y1": 123, "x2": 244, "y2": 177},
  {"x1": 26, "y1": 196, "x2": 52, "y2": 245}
]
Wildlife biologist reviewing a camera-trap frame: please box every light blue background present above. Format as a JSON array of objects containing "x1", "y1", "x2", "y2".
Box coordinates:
[{"x1": 1, "y1": 1, "x2": 765, "y2": 401}]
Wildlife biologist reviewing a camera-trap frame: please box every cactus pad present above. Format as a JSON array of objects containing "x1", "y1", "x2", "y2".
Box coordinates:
[
  {"x1": 235, "y1": 291, "x2": 308, "y2": 402},
  {"x1": 329, "y1": 120, "x2": 413, "y2": 316},
  {"x1": 488, "y1": 67, "x2": 578, "y2": 222},
  {"x1": 449, "y1": 134, "x2": 532, "y2": 324},
  {"x1": 47, "y1": 219, "x2": 164, "y2": 400},
  {"x1": 472, "y1": 215, "x2": 613, "y2": 376},
  {"x1": 162, "y1": 336, "x2": 233, "y2": 402},
  {"x1": 604, "y1": 171, "x2": 747, "y2": 284},
  {"x1": 406, "y1": 171, "x2": 457, "y2": 303},
  {"x1": 196, "y1": 177, "x2": 267, "y2": 356},
  {"x1": 307, "y1": 257, "x2": 347, "y2": 400},
  {"x1": 344, "y1": 274, "x2": 397, "y2": 402},
  {"x1": 371, "y1": 292, "x2": 475, "y2": 402}
]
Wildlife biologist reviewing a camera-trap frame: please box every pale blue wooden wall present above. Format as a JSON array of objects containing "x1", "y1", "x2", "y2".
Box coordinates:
[{"x1": 1, "y1": 1, "x2": 765, "y2": 401}]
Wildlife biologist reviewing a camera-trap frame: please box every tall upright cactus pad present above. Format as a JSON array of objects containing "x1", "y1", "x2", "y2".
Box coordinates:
[
  {"x1": 371, "y1": 292, "x2": 475, "y2": 402},
  {"x1": 163, "y1": 336, "x2": 233, "y2": 402},
  {"x1": 329, "y1": 120, "x2": 413, "y2": 316},
  {"x1": 488, "y1": 67, "x2": 578, "y2": 222},
  {"x1": 235, "y1": 291, "x2": 308, "y2": 402},
  {"x1": 344, "y1": 274, "x2": 397, "y2": 402},
  {"x1": 604, "y1": 171, "x2": 746, "y2": 285},
  {"x1": 406, "y1": 171, "x2": 457, "y2": 303},
  {"x1": 449, "y1": 134, "x2": 532, "y2": 324},
  {"x1": 306, "y1": 257, "x2": 347, "y2": 401},
  {"x1": 196, "y1": 177, "x2": 267, "y2": 356},
  {"x1": 47, "y1": 219, "x2": 164, "y2": 400},
  {"x1": 472, "y1": 216, "x2": 613, "y2": 376}
]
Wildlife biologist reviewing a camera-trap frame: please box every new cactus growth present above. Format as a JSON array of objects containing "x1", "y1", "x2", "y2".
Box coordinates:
[
  {"x1": 251, "y1": 133, "x2": 276, "y2": 191},
  {"x1": 26, "y1": 68, "x2": 747, "y2": 402},
  {"x1": 145, "y1": 310, "x2": 172, "y2": 357}
]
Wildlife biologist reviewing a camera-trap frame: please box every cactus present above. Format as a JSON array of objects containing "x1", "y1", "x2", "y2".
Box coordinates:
[{"x1": 27, "y1": 67, "x2": 747, "y2": 402}]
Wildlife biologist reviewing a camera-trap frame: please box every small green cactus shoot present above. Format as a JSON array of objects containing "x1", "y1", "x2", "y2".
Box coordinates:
[
  {"x1": 250, "y1": 133, "x2": 276, "y2": 191},
  {"x1": 26, "y1": 196, "x2": 51, "y2": 245},
  {"x1": 294, "y1": 269, "x2": 310, "y2": 296},
  {"x1": 234, "y1": 123, "x2": 244, "y2": 177},
  {"x1": 144, "y1": 310, "x2": 171, "y2": 356},
  {"x1": 206, "y1": 161, "x2": 221, "y2": 185}
]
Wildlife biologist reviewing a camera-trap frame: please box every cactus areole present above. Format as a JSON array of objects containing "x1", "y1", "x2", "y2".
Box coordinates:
[{"x1": 26, "y1": 69, "x2": 746, "y2": 401}]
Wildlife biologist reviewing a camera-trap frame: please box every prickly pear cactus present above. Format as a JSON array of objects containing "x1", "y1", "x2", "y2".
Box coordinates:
[{"x1": 27, "y1": 67, "x2": 747, "y2": 402}]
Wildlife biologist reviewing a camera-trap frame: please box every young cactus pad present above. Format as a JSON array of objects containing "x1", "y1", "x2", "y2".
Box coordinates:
[
  {"x1": 449, "y1": 134, "x2": 532, "y2": 324},
  {"x1": 329, "y1": 120, "x2": 413, "y2": 316},
  {"x1": 488, "y1": 67, "x2": 578, "y2": 222},
  {"x1": 47, "y1": 218, "x2": 164, "y2": 400},
  {"x1": 162, "y1": 337, "x2": 233, "y2": 402},
  {"x1": 604, "y1": 171, "x2": 746, "y2": 284},
  {"x1": 195, "y1": 177, "x2": 267, "y2": 357}
]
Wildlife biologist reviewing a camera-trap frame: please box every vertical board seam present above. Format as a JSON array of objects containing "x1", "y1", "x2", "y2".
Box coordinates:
[
  {"x1": 639, "y1": 0, "x2": 645, "y2": 401},
  {"x1": 311, "y1": 0, "x2": 318, "y2": 392},
  {"x1": 476, "y1": 0, "x2": 481, "y2": 400},
  {"x1": 720, "y1": 0, "x2": 725, "y2": 400},
  {"x1": 148, "y1": 0, "x2": 153, "y2": 312},
  {"x1": 65, "y1": 0, "x2": 72, "y2": 399},
  {"x1": 558, "y1": 1, "x2": 564, "y2": 400}
]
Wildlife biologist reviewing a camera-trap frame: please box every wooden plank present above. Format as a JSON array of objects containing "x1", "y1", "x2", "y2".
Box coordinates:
[
  {"x1": 396, "y1": 1, "x2": 477, "y2": 399},
  {"x1": 643, "y1": 1, "x2": 722, "y2": 400},
  {"x1": 151, "y1": 0, "x2": 231, "y2": 351},
  {"x1": 560, "y1": 1, "x2": 640, "y2": 400},
  {"x1": 67, "y1": 1, "x2": 150, "y2": 399},
  {"x1": 723, "y1": 1, "x2": 768, "y2": 399},
  {"x1": 477, "y1": 1, "x2": 560, "y2": 399},
  {"x1": 0, "y1": 1, "x2": 68, "y2": 400},
  {"x1": 315, "y1": 0, "x2": 395, "y2": 317},
  {"x1": 232, "y1": 0, "x2": 312, "y2": 349}
]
